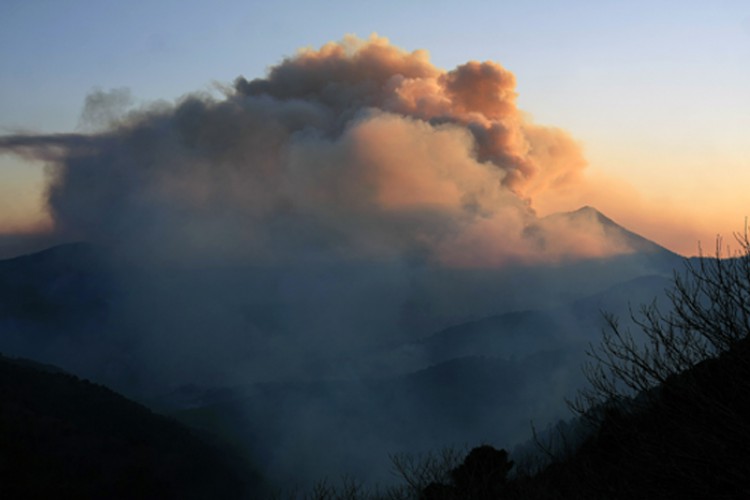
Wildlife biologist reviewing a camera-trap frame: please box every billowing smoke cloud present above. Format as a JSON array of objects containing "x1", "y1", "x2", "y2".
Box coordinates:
[
  {"x1": 0, "y1": 36, "x2": 679, "y2": 487},
  {"x1": 1, "y1": 35, "x2": 634, "y2": 267}
]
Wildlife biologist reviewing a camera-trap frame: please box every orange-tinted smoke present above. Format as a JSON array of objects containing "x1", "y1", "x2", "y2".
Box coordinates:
[{"x1": 0, "y1": 35, "x2": 641, "y2": 267}]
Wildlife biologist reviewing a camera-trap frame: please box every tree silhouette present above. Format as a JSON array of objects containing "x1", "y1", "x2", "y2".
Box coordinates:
[
  {"x1": 565, "y1": 231, "x2": 750, "y2": 497},
  {"x1": 420, "y1": 445, "x2": 513, "y2": 500}
]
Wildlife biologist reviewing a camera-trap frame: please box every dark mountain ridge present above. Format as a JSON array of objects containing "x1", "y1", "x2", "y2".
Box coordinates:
[{"x1": 0, "y1": 353, "x2": 261, "y2": 499}]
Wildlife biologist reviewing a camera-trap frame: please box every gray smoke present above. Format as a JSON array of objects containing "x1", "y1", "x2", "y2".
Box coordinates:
[{"x1": 0, "y1": 35, "x2": 671, "y2": 489}]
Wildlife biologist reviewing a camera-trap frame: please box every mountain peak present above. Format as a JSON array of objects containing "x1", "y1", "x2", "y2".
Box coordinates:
[
  {"x1": 567, "y1": 205, "x2": 615, "y2": 225},
  {"x1": 572, "y1": 205, "x2": 598, "y2": 214},
  {"x1": 540, "y1": 206, "x2": 679, "y2": 258}
]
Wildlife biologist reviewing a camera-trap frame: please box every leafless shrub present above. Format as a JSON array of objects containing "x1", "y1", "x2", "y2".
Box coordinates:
[{"x1": 572, "y1": 231, "x2": 750, "y2": 417}]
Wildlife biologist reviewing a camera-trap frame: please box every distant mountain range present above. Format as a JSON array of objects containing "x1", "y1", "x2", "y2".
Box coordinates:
[{"x1": 0, "y1": 206, "x2": 688, "y2": 487}]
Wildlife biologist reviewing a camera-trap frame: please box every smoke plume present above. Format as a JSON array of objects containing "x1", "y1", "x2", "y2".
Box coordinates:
[
  {"x1": 0, "y1": 36, "x2": 681, "y2": 487},
  {"x1": 1, "y1": 35, "x2": 634, "y2": 267}
]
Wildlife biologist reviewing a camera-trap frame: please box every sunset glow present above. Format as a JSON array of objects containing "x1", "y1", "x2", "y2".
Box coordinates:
[{"x1": 1, "y1": 2, "x2": 749, "y2": 258}]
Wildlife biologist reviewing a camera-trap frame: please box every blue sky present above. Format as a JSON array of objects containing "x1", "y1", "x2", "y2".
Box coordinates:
[{"x1": 1, "y1": 0, "x2": 749, "y2": 253}]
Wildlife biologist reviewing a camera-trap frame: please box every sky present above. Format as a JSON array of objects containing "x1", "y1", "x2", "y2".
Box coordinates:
[{"x1": 1, "y1": 0, "x2": 749, "y2": 256}]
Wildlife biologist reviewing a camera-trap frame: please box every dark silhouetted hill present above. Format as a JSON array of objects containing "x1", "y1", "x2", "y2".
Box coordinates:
[
  {"x1": 0, "y1": 353, "x2": 261, "y2": 499},
  {"x1": 0, "y1": 242, "x2": 112, "y2": 323},
  {"x1": 512, "y1": 338, "x2": 750, "y2": 499}
]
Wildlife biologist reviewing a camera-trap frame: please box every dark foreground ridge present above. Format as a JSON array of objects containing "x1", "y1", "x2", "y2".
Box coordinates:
[
  {"x1": 524, "y1": 342, "x2": 750, "y2": 499},
  {"x1": 0, "y1": 353, "x2": 261, "y2": 499},
  {"x1": 409, "y1": 339, "x2": 750, "y2": 500}
]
